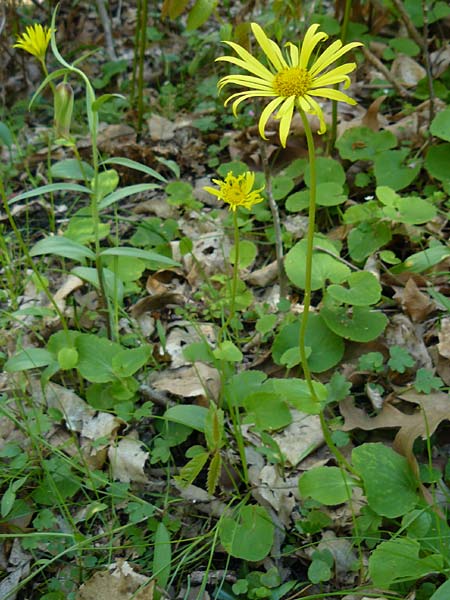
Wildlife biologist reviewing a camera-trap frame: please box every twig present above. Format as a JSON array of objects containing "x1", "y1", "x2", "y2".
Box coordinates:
[
  {"x1": 421, "y1": 0, "x2": 435, "y2": 125},
  {"x1": 260, "y1": 142, "x2": 288, "y2": 298},
  {"x1": 391, "y1": 0, "x2": 426, "y2": 50},
  {"x1": 361, "y1": 46, "x2": 411, "y2": 98},
  {"x1": 96, "y1": 0, "x2": 117, "y2": 61}
]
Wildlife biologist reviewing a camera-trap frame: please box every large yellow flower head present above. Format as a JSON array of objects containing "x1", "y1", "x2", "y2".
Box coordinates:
[
  {"x1": 204, "y1": 171, "x2": 264, "y2": 212},
  {"x1": 13, "y1": 23, "x2": 52, "y2": 62},
  {"x1": 217, "y1": 23, "x2": 363, "y2": 146}
]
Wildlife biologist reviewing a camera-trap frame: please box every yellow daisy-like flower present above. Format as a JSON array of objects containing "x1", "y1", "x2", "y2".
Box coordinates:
[
  {"x1": 13, "y1": 23, "x2": 52, "y2": 62},
  {"x1": 217, "y1": 23, "x2": 363, "y2": 146},
  {"x1": 204, "y1": 171, "x2": 264, "y2": 212}
]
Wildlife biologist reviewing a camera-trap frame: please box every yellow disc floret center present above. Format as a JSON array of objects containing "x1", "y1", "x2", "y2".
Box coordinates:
[
  {"x1": 221, "y1": 175, "x2": 246, "y2": 206},
  {"x1": 273, "y1": 67, "x2": 312, "y2": 97}
]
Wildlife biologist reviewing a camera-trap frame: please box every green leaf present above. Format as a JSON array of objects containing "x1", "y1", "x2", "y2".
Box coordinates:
[
  {"x1": 336, "y1": 127, "x2": 397, "y2": 161},
  {"x1": 153, "y1": 522, "x2": 171, "y2": 596},
  {"x1": 71, "y1": 266, "x2": 124, "y2": 303},
  {"x1": 5, "y1": 348, "x2": 53, "y2": 372},
  {"x1": 219, "y1": 505, "x2": 274, "y2": 561},
  {"x1": 30, "y1": 236, "x2": 95, "y2": 261},
  {"x1": 204, "y1": 404, "x2": 224, "y2": 451},
  {"x1": 213, "y1": 341, "x2": 243, "y2": 362},
  {"x1": 243, "y1": 392, "x2": 292, "y2": 431},
  {"x1": 271, "y1": 315, "x2": 344, "y2": 374},
  {"x1": 321, "y1": 302, "x2": 387, "y2": 342},
  {"x1": 224, "y1": 370, "x2": 267, "y2": 408},
  {"x1": 414, "y1": 368, "x2": 443, "y2": 393},
  {"x1": 50, "y1": 158, "x2": 94, "y2": 180},
  {"x1": 186, "y1": 0, "x2": 217, "y2": 30},
  {"x1": 368, "y1": 538, "x2": 443, "y2": 588},
  {"x1": 100, "y1": 246, "x2": 179, "y2": 267},
  {"x1": 352, "y1": 443, "x2": 419, "y2": 517},
  {"x1": 101, "y1": 156, "x2": 167, "y2": 183},
  {"x1": 98, "y1": 183, "x2": 161, "y2": 210},
  {"x1": 304, "y1": 156, "x2": 345, "y2": 187},
  {"x1": 0, "y1": 122, "x2": 14, "y2": 148},
  {"x1": 430, "y1": 107, "x2": 450, "y2": 142},
  {"x1": 400, "y1": 242, "x2": 450, "y2": 273},
  {"x1": 176, "y1": 451, "x2": 209, "y2": 487},
  {"x1": 308, "y1": 551, "x2": 333, "y2": 584},
  {"x1": 299, "y1": 466, "x2": 355, "y2": 505},
  {"x1": 374, "y1": 149, "x2": 421, "y2": 191},
  {"x1": 388, "y1": 345, "x2": 415, "y2": 373},
  {"x1": 327, "y1": 271, "x2": 382, "y2": 306},
  {"x1": 271, "y1": 175, "x2": 295, "y2": 200},
  {"x1": 8, "y1": 183, "x2": 91, "y2": 205},
  {"x1": 230, "y1": 240, "x2": 257, "y2": 268},
  {"x1": 163, "y1": 405, "x2": 208, "y2": 432},
  {"x1": 207, "y1": 452, "x2": 222, "y2": 495},
  {"x1": 111, "y1": 346, "x2": 151, "y2": 377},
  {"x1": 430, "y1": 580, "x2": 450, "y2": 600},
  {"x1": 348, "y1": 219, "x2": 392, "y2": 263},
  {"x1": 94, "y1": 169, "x2": 119, "y2": 199},
  {"x1": 425, "y1": 143, "x2": 450, "y2": 183},
  {"x1": 285, "y1": 237, "x2": 350, "y2": 291},
  {"x1": 76, "y1": 334, "x2": 122, "y2": 383}
]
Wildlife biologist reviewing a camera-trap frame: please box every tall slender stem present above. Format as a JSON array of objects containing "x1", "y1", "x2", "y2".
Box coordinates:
[
  {"x1": 230, "y1": 209, "x2": 240, "y2": 325},
  {"x1": 298, "y1": 109, "x2": 317, "y2": 402},
  {"x1": 298, "y1": 109, "x2": 359, "y2": 477}
]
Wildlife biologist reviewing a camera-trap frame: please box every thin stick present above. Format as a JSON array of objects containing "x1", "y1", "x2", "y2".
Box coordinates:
[
  {"x1": 96, "y1": 0, "x2": 118, "y2": 61},
  {"x1": 260, "y1": 142, "x2": 287, "y2": 298}
]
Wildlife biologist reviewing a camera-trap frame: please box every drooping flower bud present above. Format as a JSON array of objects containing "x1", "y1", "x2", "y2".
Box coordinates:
[{"x1": 54, "y1": 82, "x2": 74, "y2": 139}]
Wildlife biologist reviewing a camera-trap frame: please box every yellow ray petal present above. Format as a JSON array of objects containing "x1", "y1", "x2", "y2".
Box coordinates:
[
  {"x1": 277, "y1": 96, "x2": 295, "y2": 147},
  {"x1": 285, "y1": 42, "x2": 299, "y2": 67},
  {"x1": 309, "y1": 41, "x2": 362, "y2": 76},
  {"x1": 218, "y1": 41, "x2": 274, "y2": 80},
  {"x1": 299, "y1": 24, "x2": 328, "y2": 70},
  {"x1": 218, "y1": 74, "x2": 274, "y2": 91},
  {"x1": 217, "y1": 54, "x2": 274, "y2": 83},
  {"x1": 301, "y1": 95, "x2": 327, "y2": 133},
  {"x1": 251, "y1": 22, "x2": 288, "y2": 71},
  {"x1": 258, "y1": 96, "x2": 286, "y2": 140},
  {"x1": 228, "y1": 91, "x2": 277, "y2": 115},
  {"x1": 309, "y1": 87, "x2": 357, "y2": 104}
]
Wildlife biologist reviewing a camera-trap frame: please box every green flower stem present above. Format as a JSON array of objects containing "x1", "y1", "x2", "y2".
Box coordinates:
[
  {"x1": 298, "y1": 108, "x2": 317, "y2": 401},
  {"x1": 299, "y1": 109, "x2": 359, "y2": 478},
  {"x1": 230, "y1": 209, "x2": 240, "y2": 324}
]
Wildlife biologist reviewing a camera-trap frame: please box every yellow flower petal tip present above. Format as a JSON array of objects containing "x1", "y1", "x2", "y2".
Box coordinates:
[
  {"x1": 13, "y1": 23, "x2": 53, "y2": 61},
  {"x1": 217, "y1": 23, "x2": 363, "y2": 146},
  {"x1": 204, "y1": 171, "x2": 264, "y2": 212}
]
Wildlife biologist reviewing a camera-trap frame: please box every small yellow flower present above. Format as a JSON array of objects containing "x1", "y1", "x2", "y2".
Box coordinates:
[
  {"x1": 204, "y1": 171, "x2": 264, "y2": 211},
  {"x1": 217, "y1": 23, "x2": 363, "y2": 146},
  {"x1": 13, "y1": 23, "x2": 52, "y2": 62}
]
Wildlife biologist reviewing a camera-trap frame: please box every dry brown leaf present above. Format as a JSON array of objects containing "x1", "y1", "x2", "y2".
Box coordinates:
[
  {"x1": 77, "y1": 560, "x2": 154, "y2": 600},
  {"x1": 384, "y1": 314, "x2": 432, "y2": 369},
  {"x1": 437, "y1": 317, "x2": 450, "y2": 358},
  {"x1": 397, "y1": 278, "x2": 436, "y2": 322},
  {"x1": 108, "y1": 435, "x2": 149, "y2": 483},
  {"x1": 150, "y1": 362, "x2": 221, "y2": 401},
  {"x1": 272, "y1": 411, "x2": 324, "y2": 467},
  {"x1": 391, "y1": 54, "x2": 426, "y2": 86},
  {"x1": 341, "y1": 390, "x2": 450, "y2": 463},
  {"x1": 148, "y1": 114, "x2": 176, "y2": 141}
]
